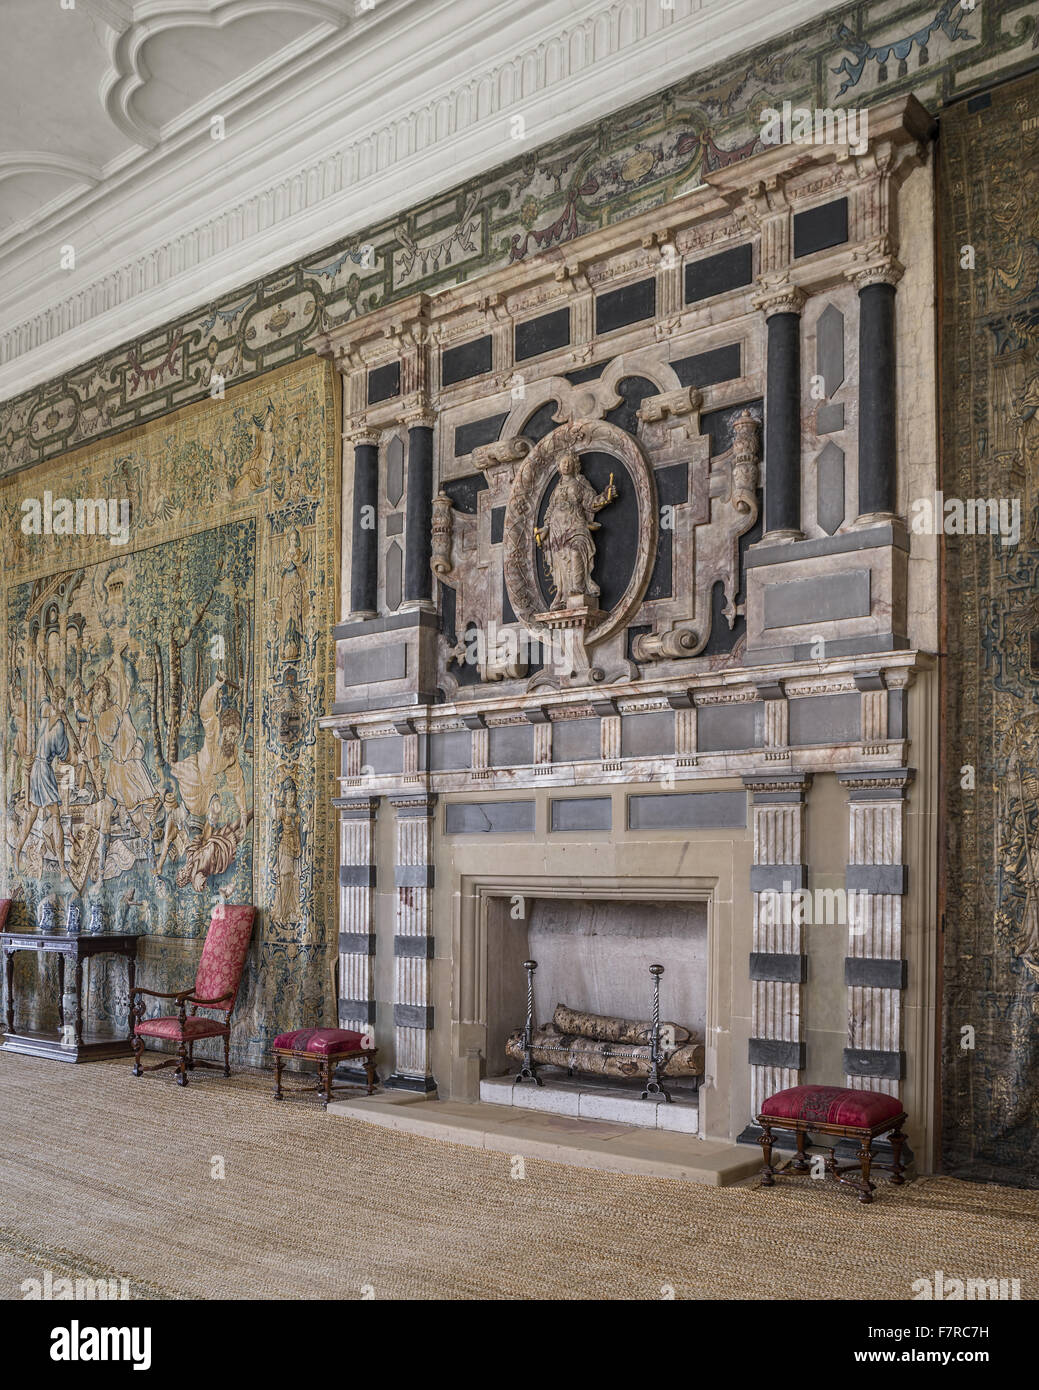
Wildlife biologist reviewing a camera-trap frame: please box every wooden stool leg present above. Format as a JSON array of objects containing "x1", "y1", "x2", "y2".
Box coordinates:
[
  {"x1": 758, "y1": 1122, "x2": 776, "y2": 1186},
  {"x1": 176, "y1": 1038, "x2": 189, "y2": 1087},
  {"x1": 322, "y1": 1057, "x2": 333, "y2": 1107},
  {"x1": 888, "y1": 1127, "x2": 906, "y2": 1185},
  {"x1": 857, "y1": 1135, "x2": 874, "y2": 1204},
  {"x1": 792, "y1": 1127, "x2": 810, "y2": 1172},
  {"x1": 274, "y1": 1053, "x2": 283, "y2": 1100},
  {"x1": 364, "y1": 1055, "x2": 376, "y2": 1095}
]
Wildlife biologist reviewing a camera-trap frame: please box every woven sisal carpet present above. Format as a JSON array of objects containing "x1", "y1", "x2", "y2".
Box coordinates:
[{"x1": 2, "y1": 1051, "x2": 1037, "y2": 1301}]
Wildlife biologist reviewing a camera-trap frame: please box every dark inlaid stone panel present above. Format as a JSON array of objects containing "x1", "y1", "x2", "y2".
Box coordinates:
[
  {"x1": 684, "y1": 242, "x2": 753, "y2": 303},
  {"x1": 750, "y1": 952, "x2": 808, "y2": 983},
  {"x1": 490, "y1": 506, "x2": 505, "y2": 544},
  {"x1": 762, "y1": 570, "x2": 870, "y2": 629},
  {"x1": 843, "y1": 1047, "x2": 904, "y2": 1080},
  {"x1": 361, "y1": 736, "x2": 403, "y2": 775},
  {"x1": 551, "y1": 717, "x2": 601, "y2": 763},
  {"x1": 671, "y1": 342, "x2": 742, "y2": 389},
  {"x1": 846, "y1": 864, "x2": 909, "y2": 895},
  {"x1": 444, "y1": 800, "x2": 536, "y2": 834},
  {"x1": 339, "y1": 867, "x2": 377, "y2": 889},
  {"x1": 627, "y1": 789, "x2": 747, "y2": 830},
  {"x1": 620, "y1": 711, "x2": 675, "y2": 758},
  {"x1": 749, "y1": 1038, "x2": 805, "y2": 1069},
  {"x1": 816, "y1": 302, "x2": 845, "y2": 395},
  {"x1": 817, "y1": 442, "x2": 851, "y2": 533},
  {"x1": 788, "y1": 693, "x2": 861, "y2": 745},
  {"x1": 442, "y1": 335, "x2": 492, "y2": 386},
  {"x1": 793, "y1": 197, "x2": 849, "y2": 258},
  {"x1": 340, "y1": 643, "x2": 407, "y2": 685},
  {"x1": 595, "y1": 278, "x2": 656, "y2": 334},
  {"x1": 550, "y1": 797, "x2": 612, "y2": 832},
  {"x1": 367, "y1": 360, "x2": 401, "y2": 404},
  {"x1": 515, "y1": 307, "x2": 570, "y2": 361},
  {"x1": 385, "y1": 511, "x2": 404, "y2": 535},
  {"x1": 488, "y1": 722, "x2": 534, "y2": 766},
  {"x1": 429, "y1": 730, "x2": 472, "y2": 770},
  {"x1": 442, "y1": 472, "x2": 488, "y2": 514},
  {"x1": 697, "y1": 702, "x2": 762, "y2": 752},
  {"x1": 520, "y1": 399, "x2": 563, "y2": 442},
  {"x1": 845, "y1": 957, "x2": 908, "y2": 989},
  {"x1": 455, "y1": 413, "x2": 509, "y2": 456},
  {"x1": 385, "y1": 435, "x2": 405, "y2": 506}
]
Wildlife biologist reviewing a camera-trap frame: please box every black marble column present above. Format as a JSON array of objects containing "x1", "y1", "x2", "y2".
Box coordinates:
[
  {"x1": 404, "y1": 422, "x2": 434, "y2": 604},
  {"x1": 857, "y1": 281, "x2": 897, "y2": 518},
  {"x1": 350, "y1": 438, "x2": 379, "y2": 616},
  {"x1": 763, "y1": 309, "x2": 802, "y2": 538}
]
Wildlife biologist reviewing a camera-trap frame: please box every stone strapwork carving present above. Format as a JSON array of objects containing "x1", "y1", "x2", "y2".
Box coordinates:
[
  {"x1": 632, "y1": 407, "x2": 760, "y2": 662},
  {"x1": 837, "y1": 768, "x2": 914, "y2": 1097},
  {"x1": 503, "y1": 418, "x2": 658, "y2": 686},
  {"x1": 742, "y1": 773, "x2": 812, "y2": 1128}
]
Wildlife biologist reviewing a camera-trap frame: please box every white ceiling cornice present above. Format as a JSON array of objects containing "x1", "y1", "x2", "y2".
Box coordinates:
[{"x1": 0, "y1": 0, "x2": 828, "y2": 402}]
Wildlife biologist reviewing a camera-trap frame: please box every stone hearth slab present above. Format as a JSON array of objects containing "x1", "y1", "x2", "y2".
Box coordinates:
[
  {"x1": 480, "y1": 1073, "x2": 700, "y2": 1134},
  {"x1": 327, "y1": 1094, "x2": 759, "y2": 1186}
]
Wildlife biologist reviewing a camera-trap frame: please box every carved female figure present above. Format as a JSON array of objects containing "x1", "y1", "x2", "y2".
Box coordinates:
[{"x1": 535, "y1": 451, "x2": 616, "y2": 609}]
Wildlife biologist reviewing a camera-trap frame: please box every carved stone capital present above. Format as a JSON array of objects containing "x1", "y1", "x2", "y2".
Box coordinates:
[
  {"x1": 844, "y1": 243, "x2": 904, "y2": 290},
  {"x1": 345, "y1": 425, "x2": 381, "y2": 449},
  {"x1": 752, "y1": 278, "x2": 806, "y2": 317}
]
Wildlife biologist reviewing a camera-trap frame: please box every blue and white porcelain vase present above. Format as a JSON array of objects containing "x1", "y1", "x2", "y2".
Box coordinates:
[
  {"x1": 36, "y1": 896, "x2": 56, "y2": 933},
  {"x1": 65, "y1": 900, "x2": 82, "y2": 935},
  {"x1": 88, "y1": 900, "x2": 105, "y2": 935}
]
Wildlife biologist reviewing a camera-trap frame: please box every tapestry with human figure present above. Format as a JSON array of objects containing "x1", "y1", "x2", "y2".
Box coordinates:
[{"x1": 0, "y1": 358, "x2": 339, "y2": 1063}]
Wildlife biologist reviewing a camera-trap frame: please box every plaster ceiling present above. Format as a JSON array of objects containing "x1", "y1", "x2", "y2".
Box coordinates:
[{"x1": 0, "y1": 0, "x2": 827, "y2": 400}]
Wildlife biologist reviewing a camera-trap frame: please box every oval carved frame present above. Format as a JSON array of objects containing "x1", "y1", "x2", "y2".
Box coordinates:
[{"x1": 503, "y1": 418, "x2": 658, "y2": 647}]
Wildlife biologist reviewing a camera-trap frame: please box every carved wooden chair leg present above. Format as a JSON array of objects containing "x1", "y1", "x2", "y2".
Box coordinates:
[
  {"x1": 176, "y1": 1039, "x2": 189, "y2": 1086},
  {"x1": 758, "y1": 1122, "x2": 776, "y2": 1185},
  {"x1": 888, "y1": 1127, "x2": 906, "y2": 1184},
  {"x1": 132, "y1": 1034, "x2": 143, "y2": 1077},
  {"x1": 857, "y1": 1138, "x2": 874, "y2": 1203},
  {"x1": 274, "y1": 1053, "x2": 284, "y2": 1099},
  {"x1": 364, "y1": 1055, "x2": 376, "y2": 1095},
  {"x1": 187, "y1": 1041, "x2": 195, "y2": 1071}
]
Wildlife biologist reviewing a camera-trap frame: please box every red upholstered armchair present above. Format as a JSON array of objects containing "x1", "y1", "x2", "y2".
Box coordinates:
[{"x1": 131, "y1": 904, "x2": 255, "y2": 1087}]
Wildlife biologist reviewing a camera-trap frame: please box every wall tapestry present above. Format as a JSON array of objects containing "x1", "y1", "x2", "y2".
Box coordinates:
[
  {"x1": 940, "y1": 69, "x2": 1039, "y2": 1186},
  {"x1": 0, "y1": 358, "x2": 339, "y2": 1064},
  {"x1": 2, "y1": 0, "x2": 1037, "y2": 477}
]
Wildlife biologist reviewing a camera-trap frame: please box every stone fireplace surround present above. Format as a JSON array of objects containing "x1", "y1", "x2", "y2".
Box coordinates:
[{"x1": 316, "y1": 93, "x2": 940, "y2": 1167}]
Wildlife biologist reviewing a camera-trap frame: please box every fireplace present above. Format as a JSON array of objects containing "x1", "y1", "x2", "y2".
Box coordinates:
[{"x1": 479, "y1": 891, "x2": 709, "y2": 1132}]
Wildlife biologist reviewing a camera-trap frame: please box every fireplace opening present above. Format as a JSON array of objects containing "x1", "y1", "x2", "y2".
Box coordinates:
[{"x1": 482, "y1": 895, "x2": 708, "y2": 1131}]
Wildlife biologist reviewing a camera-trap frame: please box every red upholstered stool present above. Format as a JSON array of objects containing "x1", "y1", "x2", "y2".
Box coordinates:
[
  {"x1": 272, "y1": 1028, "x2": 378, "y2": 1108},
  {"x1": 756, "y1": 1085, "x2": 908, "y2": 1204}
]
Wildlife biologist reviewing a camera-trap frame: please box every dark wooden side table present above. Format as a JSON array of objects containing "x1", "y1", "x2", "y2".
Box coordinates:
[{"x1": 1, "y1": 931, "x2": 140, "y2": 1063}]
